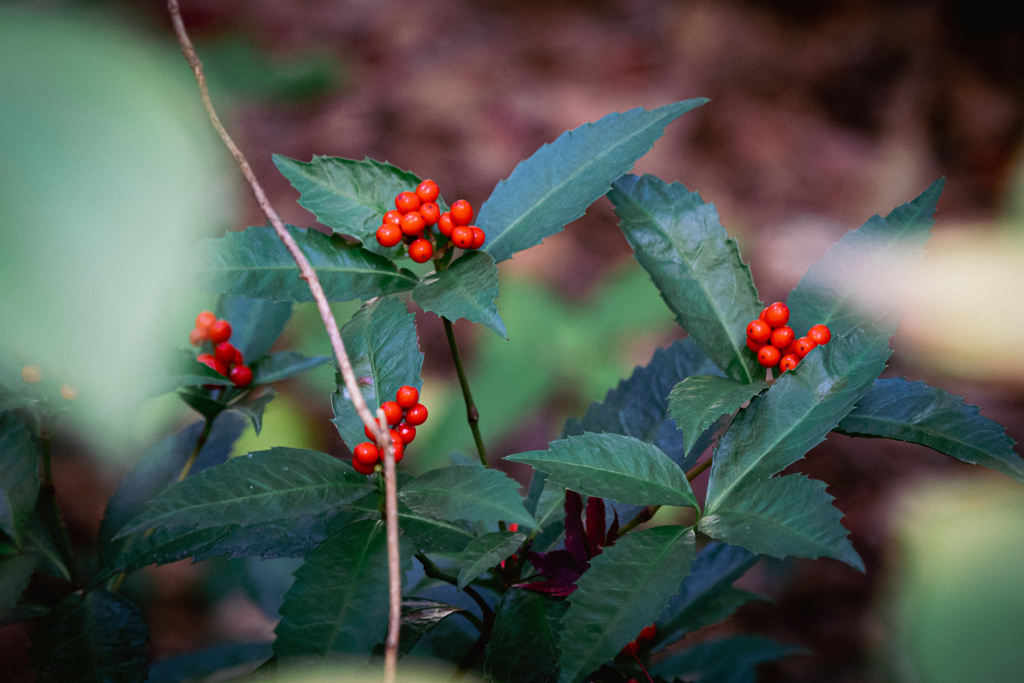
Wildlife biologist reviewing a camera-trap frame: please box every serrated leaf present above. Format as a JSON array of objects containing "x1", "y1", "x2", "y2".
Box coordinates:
[
  {"x1": 507, "y1": 433, "x2": 697, "y2": 509},
  {"x1": 706, "y1": 331, "x2": 891, "y2": 513},
  {"x1": 233, "y1": 389, "x2": 277, "y2": 435},
  {"x1": 0, "y1": 554, "x2": 35, "y2": 619},
  {"x1": 196, "y1": 225, "x2": 418, "y2": 302},
  {"x1": 481, "y1": 100, "x2": 706, "y2": 263},
  {"x1": 485, "y1": 589, "x2": 568, "y2": 683},
  {"x1": 331, "y1": 297, "x2": 423, "y2": 450},
  {"x1": 273, "y1": 519, "x2": 412, "y2": 657},
  {"x1": 787, "y1": 179, "x2": 944, "y2": 338},
  {"x1": 28, "y1": 590, "x2": 149, "y2": 683},
  {"x1": 457, "y1": 531, "x2": 526, "y2": 589},
  {"x1": 0, "y1": 411, "x2": 40, "y2": 547},
  {"x1": 835, "y1": 377, "x2": 1024, "y2": 483},
  {"x1": 273, "y1": 154, "x2": 426, "y2": 258},
  {"x1": 344, "y1": 492, "x2": 476, "y2": 554},
  {"x1": 177, "y1": 389, "x2": 229, "y2": 422},
  {"x1": 413, "y1": 251, "x2": 507, "y2": 338},
  {"x1": 398, "y1": 466, "x2": 534, "y2": 528},
  {"x1": 381, "y1": 599, "x2": 474, "y2": 658},
  {"x1": 649, "y1": 635, "x2": 805, "y2": 683},
  {"x1": 699, "y1": 474, "x2": 862, "y2": 570},
  {"x1": 252, "y1": 351, "x2": 331, "y2": 386},
  {"x1": 609, "y1": 174, "x2": 762, "y2": 384},
  {"x1": 116, "y1": 448, "x2": 373, "y2": 537},
  {"x1": 557, "y1": 526, "x2": 695, "y2": 683},
  {"x1": 216, "y1": 295, "x2": 293, "y2": 361},
  {"x1": 669, "y1": 376, "x2": 770, "y2": 455}
]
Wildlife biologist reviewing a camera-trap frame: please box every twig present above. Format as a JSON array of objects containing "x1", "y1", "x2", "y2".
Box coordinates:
[
  {"x1": 415, "y1": 553, "x2": 495, "y2": 622},
  {"x1": 442, "y1": 317, "x2": 488, "y2": 467},
  {"x1": 618, "y1": 457, "x2": 714, "y2": 535},
  {"x1": 379, "y1": 408, "x2": 401, "y2": 681},
  {"x1": 166, "y1": 2, "x2": 402, "y2": 678}
]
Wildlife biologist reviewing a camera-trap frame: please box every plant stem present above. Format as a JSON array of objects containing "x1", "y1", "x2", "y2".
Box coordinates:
[
  {"x1": 618, "y1": 458, "x2": 714, "y2": 535},
  {"x1": 685, "y1": 457, "x2": 713, "y2": 482},
  {"x1": 442, "y1": 317, "x2": 488, "y2": 468},
  {"x1": 380, "y1": 408, "x2": 402, "y2": 683},
  {"x1": 415, "y1": 553, "x2": 494, "y2": 623},
  {"x1": 38, "y1": 413, "x2": 78, "y2": 586},
  {"x1": 176, "y1": 416, "x2": 214, "y2": 483}
]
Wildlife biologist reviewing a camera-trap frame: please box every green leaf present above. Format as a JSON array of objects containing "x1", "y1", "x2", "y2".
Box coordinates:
[
  {"x1": 649, "y1": 635, "x2": 805, "y2": 683},
  {"x1": 705, "y1": 331, "x2": 891, "y2": 513},
  {"x1": 251, "y1": 351, "x2": 331, "y2": 386},
  {"x1": 669, "y1": 376, "x2": 770, "y2": 455},
  {"x1": 787, "y1": 179, "x2": 944, "y2": 338},
  {"x1": 699, "y1": 474, "x2": 862, "y2": 570},
  {"x1": 177, "y1": 389, "x2": 229, "y2": 422},
  {"x1": 507, "y1": 433, "x2": 697, "y2": 509},
  {"x1": 0, "y1": 554, "x2": 35, "y2": 619},
  {"x1": 413, "y1": 251, "x2": 507, "y2": 338},
  {"x1": 835, "y1": 377, "x2": 1024, "y2": 483},
  {"x1": 485, "y1": 590, "x2": 568, "y2": 683},
  {"x1": 216, "y1": 295, "x2": 293, "y2": 361},
  {"x1": 273, "y1": 154, "x2": 425, "y2": 258},
  {"x1": 557, "y1": 526, "x2": 696, "y2": 683},
  {"x1": 116, "y1": 448, "x2": 373, "y2": 537},
  {"x1": 147, "y1": 642, "x2": 271, "y2": 683},
  {"x1": 232, "y1": 389, "x2": 277, "y2": 435},
  {"x1": 343, "y1": 491, "x2": 476, "y2": 553},
  {"x1": 380, "y1": 599, "x2": 476, "y2": 658},
  {"x1": 398, "y1": 466, "x2": 534, "y2": 528},
  {"x1": 0, "y1": 411, "x2": 40, "y2": 547},
  {"x1": 159, "y1": 354, "x2": 234, "y2": 394},
  {"x1": 609, "y1": 174, "x2": 763, "y2": 384},
  {"x1": 28, "y1": 590, "x2": 149, "y2": 683},
  {"x1": 196, "y1": 225, "x2": 418, "y2": 302},
  {"x1": 457, "y1": 531, "x2": 526, "y2": 589},
  {"x1": 331, "y1": 297, "x2": 423, "y2": 450},
  {"x1": 273, "y1": 519, "x2": 412, "y2": 657},
  {"x1": 481, "y1": 100, "x2": 707, "y2": 263}
]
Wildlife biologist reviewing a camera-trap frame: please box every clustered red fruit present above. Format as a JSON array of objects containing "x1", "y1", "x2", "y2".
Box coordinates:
[
  {"x1": 621, "y1": 624, "x2": 657, "y2": 656},
  {"x1": 746, "y1": 302, "x2": 832, "y2": 375},
  {"x1": 189, "y1": 310, "x2": 253, "y2": 388},
  {"x1": 351, "y1": 384, "x2": 428, "y2": 475},
  {"x1": 375, "y1": 180, "x2": 485, "y2": 261}
]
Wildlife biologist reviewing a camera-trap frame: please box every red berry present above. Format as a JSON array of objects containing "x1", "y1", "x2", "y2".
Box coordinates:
[
  {"x1": 793, "y1": 337, "x2": 817, "y2": 358},
  {"x1": 382, "y1": 401, "x2": 403, "y2": 426},
  {"x1": 214, "y1": 359, "x2": 230, "y2": 376},
  {"x1": 377, "y1": 223, "x2": 403, "y2": 247},
  {"x1": 197, "y1": 352, "x2": 216, "y2": 369},
  {"x1": 470, "y1": 226, "x2": 486, "y2": 250},
  {"x1": 189, "y1": 328, "x2": 207, "y2": 346},
  {"x1": 408, "y1": 239, "x2": 434, "y2": 263},
  {"x1": 396, "y1": 422, "x2": 416, "y2": 444},
  {"x1": 637, "y1": 625, "x2": 657, "y2": 643},
  {"x1": 451, "y1": 226, "x2": 474, "y2": 249},
  {"x1": 230, "y1": 365, "x2": 253, "y2": 388},
  {"x1": 405, "y1": 403, "x2": 428, "y2": 426},
  {"x1": 400, "y1": 211, "x2": 426, "y2": 236},
  {"x1": 195, "y1": 310, "x2": 216, "y2": 332},
  {"x1": 383, "y1": 210, "x2": 403, "y2": 225},
  {"x1": 746, "y1": 320, "x2": 772, "y2": 344},
  {"x1": 416, "y1": 180, "x2": 440, "y2": 203},
  {"x1": 770, "y1": 326, "x2": 794, "y2": 350},
  {"x1": 420, "y1": 202, "x2": 440, "y2": 225},
  {"x1": 779, "y1": 341, "x2": 796, "y2": 357},
  {"x1": 396, "y1": 385, "x2": 419, "y2": 409},
  {"x1": 779, "y1": 354, "x2": 799, "y2": 373},
  {"x1": 352, "y1": 457, "x2": 376, "y2": 475},
  {"x1": 364, "y1": 423, "x2": 380, "y2": 441},
  {"x1": 354, "y1": 442, "x2": 380, "y2": 466},
  {"x1": 763, "y1": 302, "x2": 790, "y2": 328},
  {"x1": 450, "y1": 200, "x2": 473, "y2": 226},
  {"x1": 437, "y1": 212, "x2": 455, "y2": 237},
  {"x1": 807, "y1": 324, "x2": 831, "y2": 345},
  {"x1": 508, "y1": 523, "x2": 519, "y2": 532},
  {"x1": 757, "y1": 345, "x2": 781, "y2": 367},
  {"x1": 395, "y1": 191, "x2": 421, "y2": 213},
  {"x1": 214, "y1": 342, "x2": 237, "y2": 365},
  {"x1": 746, "y1": 337, "x2": 766, "y2": 353},
  {"x1": 209, "y1": 319, "x2": 232, "y2": 344},
  {"x1": 389, "y1": 429, "x2": 405, "y2": 463}
]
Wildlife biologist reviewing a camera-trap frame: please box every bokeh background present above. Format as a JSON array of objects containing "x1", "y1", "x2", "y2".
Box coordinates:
[{"x1": 2, "y1": 0, "x2": 1024, "y2": 681}]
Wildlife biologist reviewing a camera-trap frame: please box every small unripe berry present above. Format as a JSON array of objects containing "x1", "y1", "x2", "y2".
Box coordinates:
[
  {"x1": 20, "y1": 365, "x2": 42, "y2": 384},
  {"x1": 60, "y1": 384, "x2": 78, "y2": 401},
  {"x1": 377, "y1": 223, "x2": 403, "y2": 247},
  {"x1": 395, "y1": 191, "x2": 421, "y2": 213},
  {"x1": 230, "y1": 365, "x2": 253, "y2": 388},
  {"x1": 209, "y1": 319, "x2": 232, "y2": 345},
  {"x1": 396, "y1": 385, "x2": 419, "y2": 409},
  {"x1": 450, "y1": 200, "x2": 473, "y2": 226},
  {"x1": 405, "y1": 403, "x2": 428, "y2": 426}
]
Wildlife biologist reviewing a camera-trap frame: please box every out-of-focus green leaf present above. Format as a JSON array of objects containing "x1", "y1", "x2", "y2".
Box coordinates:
[
  {"x1": 147, "y1": 642, "x2": 272, "y2": 683},
  {"x1": 201, "y1": 37, "x2": 341, "y2": 102},
  {"x1": 387, "y1": 600, "x2": 474, "y2": 658},
  {"x1": 398, "y1": 466, "x2": 534, "y2": 528},
  {"x1": 216, "y1": 295, "x2": 293, "y2": 361},
  {"x1": 0, "y1": 554, "x2": 35, "y2": 620},
  {"x1": 669, "y1": 376, "x2": 769, "y2": 455},
  {"x1": 251, "y1": 351, "x2": 331, "y2": 386},
  {"x1": 609, "y1": 174, "x2": 762, "y2": 384},
  {"x1": 232, "y1": 389, "x2": 277, "y2": 435},
  {"x1": 456, "y1": 531, "x2": 525, "y2": 589},
  {"x1": 480, "y1": 100, "x2": 707, "y2": 263},
  {"x1": 159, "y1": 354, "x2": 234, "y2": 394},
  {"x1": 485, "y1": 590, "x2": 568, "y2": 683},
  {"x1": 0, "y1": 411, "x2": 39, "y2": 547},
  {"x1": 649, "y1": 635, "x2": 805, "y2": 683},
  {"x1": 413, "y1": 251, "x2": 506, "y2": 338}
]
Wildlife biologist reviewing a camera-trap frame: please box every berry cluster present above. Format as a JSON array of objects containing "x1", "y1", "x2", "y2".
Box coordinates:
[
  {"x1": 351, "y1": 385, "x2": 428, "y2": 474},
  {"x1": 746, "y1": 302, "x2": 832, "y2": 374},
  {"x1": 375, "y1": 180, "x2": 485, "y2": 263},
  {"x1": 189, "y1": 310, "x2": 253, "y2": 388}
]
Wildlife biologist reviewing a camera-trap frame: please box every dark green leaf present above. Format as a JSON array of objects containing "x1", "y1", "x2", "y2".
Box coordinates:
[
  {"x1": 835, "y1": 377, "x2": 1024, "y2": 483},
  {"x1": 232, "y1": 389, "x2": 278, "y2": 435},
  {"x1": 159, "y1": 354, "x2": 234, "y2": 394},
  {"x1": 343, "y1": 492, "x2": 476, "y2": 554},
  {"x1": 216, "y1": 295, "x2": 293, "y2": 361},
  {"x1": 534, "y1": 480, "x2": 567, "y2": 531},
  {"x1": 28, "y1": 590, "x2": 149, "y2": 683},
  {"x1": 0, "y1": 554, "x2": 35, "y2": 620},
  {"x1": 116, "y1": 448, "x2": 373, "y2": 537},
  {"x1": 413, "y1": 251, "x2": 507, "y2": 338},
  {"x1": 196, "y1": 225, "x2": 418, "y2": 302},
  {"x1": 507, "y1": 433, "x2": 697, "y2": 509},
  {"x1": 481, "y1": 100, "x2": 706, "y2": 263},
  {"x1": 148, "y1": 642, "x2": 272, "y2": 683},
  {"x1": 380, "y1": 599, "x2": 475, "y2": 658},
  {"x1": 649, "y1": 635, "x2": 805, "y2": 683},
  {"x1": 787, "y1": 179, "x2": 944, "y2": 338},
  {"x1": 609, "y1": 174, "x2": 762, "y2": 384},
  {"x1": 398, "y1": 466, "x2": 534, "y2": 528},
  {"x1": 0, "y1": 411, "x2": 40, "y2": 547},
  {"x1": 273, "y1": 519, "x2": 412, "y2": 657},
  {"x1": 24, "y1": 494, "x2": 73, "y2": 581},
  {"x1": 558, "y1": 526, "x2": 695, "y2": 683},
  {"x1": 699, "y1": 474, "x2": 863, "y2": 570},
  {"x1": 252, "y1": 351, "x2": 331, "y2": 386},
  {"x1": 485, "y1": 590, "x2": 568, "y2": 683},
  {"x1": 457, "y1": 531, "x2": 526, "y2": 589},
  {"x1": 273, "y1": 154, "x2": 425, "y2": 258},
  {"x1": 177, "y1": 389, "x2": 229, "y2": 422},
  {"x1": 669, "y1": 376, "x2": 770, "y2": 455},
  {"x1": 706, "y1": 331, "x2": 891, "y2": 513},
  {"x1": 331, "y1": 297, "x2": 423, "y2": 449}
]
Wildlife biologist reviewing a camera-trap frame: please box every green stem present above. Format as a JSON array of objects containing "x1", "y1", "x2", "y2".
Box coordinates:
[
  {"x1": 618, "y1": 458, "x2": 713, "y2": 536},
  {"x1": 415, "y1": 553, "x2": 494, "y2": 623},
  {"x1": 442, "y1": 317, "x2": 488, "y2": 468},
  {"x1": 38, "y1": 413, "x2": 78, "y2": 586}
]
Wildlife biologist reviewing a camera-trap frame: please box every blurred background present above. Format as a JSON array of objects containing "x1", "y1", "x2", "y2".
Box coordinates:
[{"x1": 2, "y1": 0, "x2": 1024, "y2": 681}]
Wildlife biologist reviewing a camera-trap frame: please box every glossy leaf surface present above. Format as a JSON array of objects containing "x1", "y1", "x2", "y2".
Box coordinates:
[
  {"x1": 485, "y1": 590, "x2": 568, "y2": 683},
  {"x1": 0, "y1": 411, "x2": 39, "y2": 547},
  {"x1": 457, "y1": 531, "x2": 526, "y2": 589},
  {"x1": 413, "y1": 251, "x2": 507, "y2": 338},
  {"x1": 669, "y1": 376, "x2": 770, "y2": 455},
  {"x1": 398, "y1": 466, "x2": 534, "y2": 528}
]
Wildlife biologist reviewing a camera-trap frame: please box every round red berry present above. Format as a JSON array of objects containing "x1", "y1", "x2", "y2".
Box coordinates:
[
  {"x1": 770, "y1": 326, "x2": 794, "y2": 350},
  {"x1": 352, "y1": 457, "x2": 376, "y2": 475},
  {"x1": 377, "y1": 223, "x2": 403, "y2": 247},
  {"x1": 405, "y1": 403, "x2": 428, "y2": 426},
  {"x1": 395, "y1": 191, "x2": 421, "y2": 213},
  {"x1": 451, "y1": 226, "x2": 474, "y2": 249},
  {"x1": 793, "y1": 337, "x2": 817, "y2": 358},
  {"x1": 416, "y1": 180, "x2": 440, "y2": 203},
  {"x1": 383, "y1": 210, "x2": 403, "y2": 225},
  {"x1": 396, "y1": 422, "x2": 416, "y2": 444},
  {"x1": 230, "y1": 365, "x2": 253, "y2": 388},
  {"x1": 382, "y1": 401, "x2": 403, "y2": 426},
  {"x1": 637, "y1": 625, "x2": 657, "y2": 643},
  {"x1": 450, "y1": 200, "x2": 473, "y2": 226},
  {"x1": 746, "y1": 337, "x2": 766, "y2": 353},
  {"x1": 400, "y1": 211, "x2": 426, "y2": 236},
  {"x1": 354, "y1": 442, "x2": 380, "y2": 466},
  {"x1": 195, "y1": 310, "x2": 216, "y2": 332},
  {"x1": 214, "y1": 342, "x2": 237, "y2": 365},
  {"x1": 779, "y1": 354, "x2": 799, "y2": 373},
  {"x1": 364, "y1": 423, "x2": 380, "y2": 441},
  {"x1": 746, "y1": 319, "x2": 772, "y2": 344},
  {"x1": 408, "y1": 238, "x2": 434, "y2": 263},
  {"x1": 396, "y1": 385, "x2": 419, "y2": 409},
  {"x1": 209, "y1": 319, "x2": 232, "y2": 345},
  {"x1": 470, "y1": 227, "x2": 486, "y2": 250},
  {"x1": 420, "y1": 202, "x2": 440, "y2": 225},
  {"x1": 757, "y1": 345, "x2": 781, "y2": 367},
  {"x1": 197, "y1": 352, "x2": 216, "y2": 369},
  {"x1": 437, "y1": 212, "x2": 455, "y2": 237},
  {"x1": 763, "y1": 302, "x2": 790, "y2": 328},
  {"x1": 189, "y1": 328, "x2": 207, "y2": 346},
  {"x1": 389, "y1": 429, "x2": 405, "y2": 463},
  {"x1": 807, "y1": 324, "x2": 831, "y2": 345}
]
